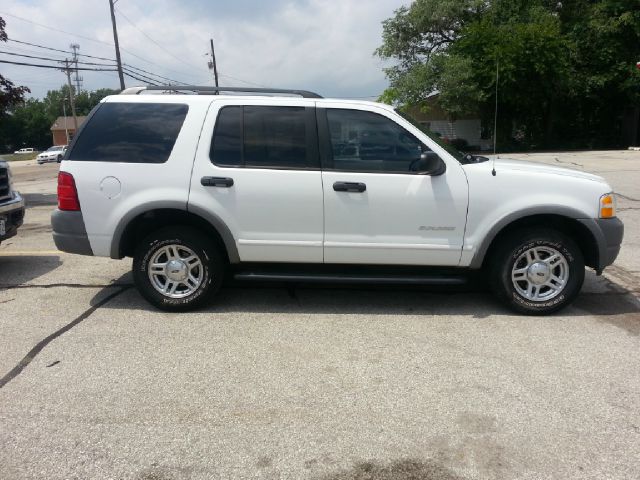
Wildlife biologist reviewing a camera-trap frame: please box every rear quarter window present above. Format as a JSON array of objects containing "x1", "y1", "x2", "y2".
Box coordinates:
[{"x1": 67, "y1": 102, "x2": 189, "y2": 163}]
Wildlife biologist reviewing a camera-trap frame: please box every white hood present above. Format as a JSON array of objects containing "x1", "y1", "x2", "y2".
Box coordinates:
[{"x1": 491, "y1": 158, "x2": 607, "y2": 184}]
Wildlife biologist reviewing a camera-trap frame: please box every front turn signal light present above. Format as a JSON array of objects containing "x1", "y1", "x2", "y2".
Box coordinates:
[{"x1": 599, "y1": 193, "x2": 616, "y2": 218}]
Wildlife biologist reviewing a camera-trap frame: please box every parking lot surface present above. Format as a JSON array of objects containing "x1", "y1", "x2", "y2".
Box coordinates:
[{"x1": 1, "y1": 151, "x2": 639, "y2": 479}]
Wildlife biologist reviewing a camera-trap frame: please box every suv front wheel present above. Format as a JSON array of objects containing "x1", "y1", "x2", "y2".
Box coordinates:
[
  {"x1": 490, "y1": 228, "x2": 585, "y2": 315},
  {"x1": 133, "y1": 227, "x2": 224, "y2": 311}
]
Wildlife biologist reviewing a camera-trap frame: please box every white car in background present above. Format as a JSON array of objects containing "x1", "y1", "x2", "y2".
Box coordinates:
[
  {"x1": 37, "y1": 145, "x2": 67, "y2": 164},
  {"x1": 14, "y1": 148, "x2": 35, "y2": 155}
]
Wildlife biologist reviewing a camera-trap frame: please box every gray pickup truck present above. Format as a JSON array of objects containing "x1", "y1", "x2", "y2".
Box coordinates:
[{"x1": 0, "y1": 160, "x2": 25, "y2": 244}]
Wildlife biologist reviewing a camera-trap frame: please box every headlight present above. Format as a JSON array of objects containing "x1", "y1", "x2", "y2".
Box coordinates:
[{"x1": 599, "y1": 193, "x2": 616, "y2": 218}]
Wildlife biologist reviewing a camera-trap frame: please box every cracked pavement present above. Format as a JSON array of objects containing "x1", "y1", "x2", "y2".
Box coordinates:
[{"x1": 0, "y1": 152, "x2": 639, "y2": 480}]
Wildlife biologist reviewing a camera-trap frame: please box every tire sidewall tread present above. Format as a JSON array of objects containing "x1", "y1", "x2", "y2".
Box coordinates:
[
  {"x1": 133, "y1": 227, "x2": 224, "y2": 311},
  {"x1": 490, "y1": 228, "x2": 585, "y2": 315}
]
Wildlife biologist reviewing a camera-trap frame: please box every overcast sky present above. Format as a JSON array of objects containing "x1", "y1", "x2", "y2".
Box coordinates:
[{"x1": 1, "y1": 0, "x2": 408, "y2": 99}]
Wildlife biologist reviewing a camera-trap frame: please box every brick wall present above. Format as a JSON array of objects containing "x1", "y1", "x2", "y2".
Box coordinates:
[{"x1": 52, "y1": 130, "x2": 72, "y2": 146}]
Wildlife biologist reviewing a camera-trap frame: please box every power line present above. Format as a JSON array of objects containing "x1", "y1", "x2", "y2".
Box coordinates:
[
  {"x1": 7, "y1": 39, "x2": 115, "y2": 62},
  {"x1": 119, "y1": 48, "x2": 205, "y2": 82},
  {"x1": 3, "y1": 43, "x2": 314, "y2": 96},
  {"x1": 4, "y1": 18, "x2": 201, "y2": 82},
  {"x1": 122, "y1": 67, "x2": 166, "y2": 85},
  {"x1": 0, "y1": 58, "x2": 117, "y2": 71},
  {"x1": 7, "y1": 37, "x2": 190, "y2": 84},
  {"x1": 114, "y1": 6, "x2": 204, "y2": 72},
  {"x1": 218, "y1": 73, "x2": 268, "y2": 88},
  {"x1": 0, "y1": 12, "x2": 116, "y2": 47},
  {"x1": 6, "y1": 26, "x2": 262, "y2": 88},
  {"x1": 123, "y1": 64, "x2": 188, "y2": 85},
  {"x1": 122, "y1": 71, "x2": 160, "y2": 86},
  {"x1": 7, "y1": 43, "x2": 68, "y2": 61},
  {"x1": 0, "y1": 50, "x2": 116, "y2": 67}
]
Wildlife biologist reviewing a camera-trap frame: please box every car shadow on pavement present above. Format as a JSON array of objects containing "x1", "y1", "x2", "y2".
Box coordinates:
[
  {"x1": 0, "y1": 255, "x2": 62, "y2": 286},
  {"x1": 92, "y1": 270, "x2": 640, "y2": 324}
]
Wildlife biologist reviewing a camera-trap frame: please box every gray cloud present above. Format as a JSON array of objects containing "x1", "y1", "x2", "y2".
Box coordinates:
[{"x1": 1, "y1": 0, "x2": 407, "y2": 99}]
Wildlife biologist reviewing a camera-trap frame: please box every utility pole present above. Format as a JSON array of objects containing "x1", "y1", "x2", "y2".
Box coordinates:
[
  {"x1": 61, "y1": 59, "x2": 79, "y2": 133},
  {"x1": 208, "y1": 38, "x2": 219, "y2": 88},
  {"x1": 62, "y1": 99, "x2": 70, "y2": 144},
  {"x1": 108, "y1": 0, "x2": 126, "y2": 90},
  {"x1": 70, "y1": 43, "x2": 83, "y2": 92}
]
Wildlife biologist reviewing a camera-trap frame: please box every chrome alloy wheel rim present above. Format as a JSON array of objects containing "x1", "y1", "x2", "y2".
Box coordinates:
[
  {"x1": 148, "y1": 244, "x2": 204, "y2": 298},
  {"x1": 511, "y1": 246, "x2": 569, "y2": 302}
]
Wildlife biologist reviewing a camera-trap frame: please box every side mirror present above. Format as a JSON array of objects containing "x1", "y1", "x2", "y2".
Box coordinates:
[{"x1": 418, "y1": 152, "x2": 446, "y2": 176}]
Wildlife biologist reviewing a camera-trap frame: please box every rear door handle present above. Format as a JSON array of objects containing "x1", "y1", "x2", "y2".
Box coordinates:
[
  {"x1": 333, "y1": 181, "x2": 366, "y2": 193},
  {"x1": 201, "y1": 176, "x2": 234, "y2": 187}
]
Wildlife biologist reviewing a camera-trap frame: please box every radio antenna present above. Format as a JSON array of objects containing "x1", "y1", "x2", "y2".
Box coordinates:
[{"x1": 492, "y1": 57, "x2": 499, "y2": 176}]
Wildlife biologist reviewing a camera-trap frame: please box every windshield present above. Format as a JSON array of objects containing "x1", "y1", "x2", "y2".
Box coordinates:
[
  {"x1": 47, "y1": 146, "x2": 63, "y2": 152},
  {"x1": 396, "y1": 109, "x2": 465, "y2": 163}
]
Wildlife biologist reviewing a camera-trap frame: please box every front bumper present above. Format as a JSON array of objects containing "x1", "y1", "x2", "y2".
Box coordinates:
[
  {"x1": 51, "y1": 209, "x2": 94, "y2": 256},
  {"x1": 577, "y1": 217, "x2": 624, "y2": 274},
  {"x1": 0, "y1": 192, "x2": 25, "y2": 242}
]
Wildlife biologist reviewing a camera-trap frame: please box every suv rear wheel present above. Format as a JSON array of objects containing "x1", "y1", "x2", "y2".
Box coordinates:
[
  {"x1": 133, "y1": 227, "x2": 224, "y2": 311},
  {"x1": 489, "y1": 228, "x2": 585, "y2": 315}
]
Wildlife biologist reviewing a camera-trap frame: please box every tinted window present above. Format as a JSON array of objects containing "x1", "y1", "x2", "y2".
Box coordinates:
[
  {"x1": 68, "y1": 103, "x2": 188, "y2": 163},
  {"x1": 210, "y1": 105, "x2": 313, "y2": 169},
  {"x1": 326, "y1": 109, "x2": 426, "y2": 173},
  {"x1": 210, "y1": 106, "x2": 242, "y2": 166}
]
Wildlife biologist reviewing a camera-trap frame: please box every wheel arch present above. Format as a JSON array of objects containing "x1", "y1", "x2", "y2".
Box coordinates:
[
  {"x1": 471, "y1": 209, "x2": 600, "y2": 272},
  {"x1": 111, "y1": 204, "x2": 239, "y2": 263}
]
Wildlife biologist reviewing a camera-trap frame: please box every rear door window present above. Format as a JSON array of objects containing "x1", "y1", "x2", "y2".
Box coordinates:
[
  {"x1": 210, "y1": 105, "x2": 317, "y2": 169},
  {"x1": 68, "y1": 102, "x2": 189, "y2": 163}
]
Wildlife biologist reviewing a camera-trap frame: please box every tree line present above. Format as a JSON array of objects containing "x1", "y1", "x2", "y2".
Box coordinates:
[
  {"x1": 377, "y1": 0, "x2": 640, "y2": 150},
  {"x1": 0, "y1": 16, "x2": 117, "y2": 152},
  {"x1": 0, "y1": 85, "x2": 118, "y2": 151}
]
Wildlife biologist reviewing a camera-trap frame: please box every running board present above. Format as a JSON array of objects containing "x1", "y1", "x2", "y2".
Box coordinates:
[{"x1": 233, "y1": 272, "x2": 468, "y2": 286}]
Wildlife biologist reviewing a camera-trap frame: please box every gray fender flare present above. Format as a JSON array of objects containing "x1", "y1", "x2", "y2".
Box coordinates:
[
  {"x1": 468, "y1": 205, "x2": 593, "y2": 269},
  {"x1": 110, "y1": 201, "x2": 240, "y2": 263}
]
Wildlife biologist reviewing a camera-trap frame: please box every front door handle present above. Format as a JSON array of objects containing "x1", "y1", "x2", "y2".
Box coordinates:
[
  {"x1": 333, "y1": 181, "x2": 366, "y2": 193},
  {"x1": 201, "y1": 176, "x2": 234, "y2": 187}
]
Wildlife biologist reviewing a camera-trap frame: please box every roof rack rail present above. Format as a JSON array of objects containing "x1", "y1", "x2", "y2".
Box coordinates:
[{"x1": 119, "y1": 85, "x2": 323, "y2": 99}]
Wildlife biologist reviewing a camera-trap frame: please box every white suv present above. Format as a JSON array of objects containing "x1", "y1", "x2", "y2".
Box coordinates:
[{"x1": 51, "y1": 86, "x2": 624, "y2": 314}]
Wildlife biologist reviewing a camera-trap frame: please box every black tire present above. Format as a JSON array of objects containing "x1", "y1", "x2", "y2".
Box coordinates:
[
  {"x1": 489, "y1": 228, "x2": 585, "y2": 315},
  {"x1": 132, "y1": 227, "x2": 224, "y2": 311},
  {"x1": 57, "y1": 155, "x2": 62, "y2": 163}
]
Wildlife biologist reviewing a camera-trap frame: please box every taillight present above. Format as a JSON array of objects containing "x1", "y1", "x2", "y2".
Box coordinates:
[{"x1": 57, "y1": 172, "x2": 81, "y2": 211}]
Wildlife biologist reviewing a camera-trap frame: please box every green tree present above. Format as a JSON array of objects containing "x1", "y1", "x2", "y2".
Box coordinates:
[
  {"x1": 0, "y1": 17, "x2": 30, "y2": 115},
  {"x1": 42, "y1": 86, "x2": 118, "y2": 119},
  {"x1": 2, "y1": 85, "x2": 118, "y2": 151},
  {"x1": 376, "y1": 0, "x2": 640, "y2": 149},
  {"x1": 0, "y1": 16, "x2": 31, "y2": 150}
]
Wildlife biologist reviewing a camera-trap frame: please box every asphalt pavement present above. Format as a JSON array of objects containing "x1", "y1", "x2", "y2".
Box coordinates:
[{"x1": 0, "y1": 153, "x2": 639, "y2": 480}]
